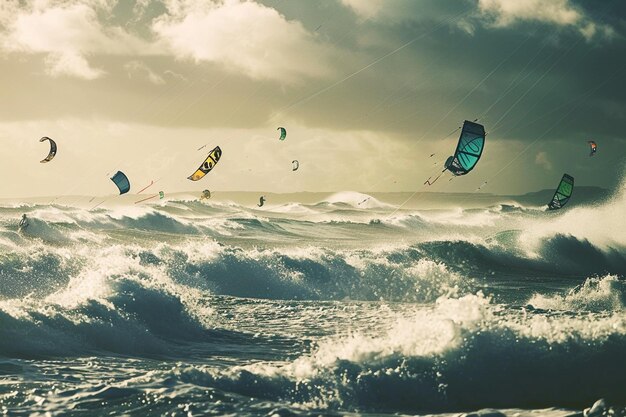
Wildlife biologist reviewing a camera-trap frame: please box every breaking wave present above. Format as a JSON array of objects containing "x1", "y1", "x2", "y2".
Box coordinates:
[
  {"x1": 0, "y1": 183, "x2": 622, "y2": 361},
  {"x1": 151, "y1": 294, "x2": 626, "y2": 414}
]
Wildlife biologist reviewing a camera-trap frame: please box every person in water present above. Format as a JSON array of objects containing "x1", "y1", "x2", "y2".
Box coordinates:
[{"x1": 18, "y1": 214, "x2": 29, "y2": 231}]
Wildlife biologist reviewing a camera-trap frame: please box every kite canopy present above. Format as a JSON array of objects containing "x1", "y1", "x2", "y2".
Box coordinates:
[
  {"x1": 39, "y1": 136, "x2": 57, "y2": 163},
  {"x1": 110, "y1": 171, "x2": 130, "y2": 195},
  {"x1": 188, "y1": 146, "x2": 222, "y2": 181},
  {"x1": 277, "y1": 127, "x2": 287, "y2": 141},
  {"x1": 292, "y1": 160, "x2": 299, "y2": 171},
  {"x1": 444, "y1": 120, "x2": 486, "y2": 176},
  {"x1": 588, "y1": 140, "x2": 597, "y2": 157},
  {"x1": 548, "y1": 174, "x2": 574, "y2": 210}
]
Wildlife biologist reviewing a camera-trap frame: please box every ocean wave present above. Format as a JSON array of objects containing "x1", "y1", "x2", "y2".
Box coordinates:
[
  {"x1": 322, "y1": 191, "x2": 392, "y2": 209},
  {"x1": 152, "y1": 243, "x2": 470, "y2": 302},
  {"x1": 0, "y1": 223, "x2": 623, "y2": 307},
  {"x1": 0, "y1": 245, "x2": 262, "y2": 358},
  {"x1": 167, "y1": 294, "x2": 626, "y2": 414},
  {"x1": 0, "y1": 240, "x2": 468, "y2": 358},
  {"x1": 528, "y1": 275, "x2": 626, "y2": 312},
  {"x1": 0, "y1": 186, "x2": 622, "y2": 365}
]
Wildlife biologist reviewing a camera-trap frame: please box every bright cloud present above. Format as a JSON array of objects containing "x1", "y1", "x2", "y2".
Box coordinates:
[
  {"x1": 0, "y1": 0, "x2": 338, "y2": 83},
  {"x1": 0, "y1": 0, "x2": 150, "y2": 80},
  {"x1": 339, "y1": 0, "x2": 613, "y2": 41},
  {"x1": 340, "y1": 0, "x2": 385, "y2": 20},
  {"x1": 0, "y1": 0, "x2": 149, "y2": 79},
  {"x1": 478, "y1": 0, "x2": 582, "y2": 27},
  {"x1": 476, "y1": 0, "x2": 613, "y2": 40},
  {"x1": 153, "y1": 0, "x2": 335, "y2": 83}
]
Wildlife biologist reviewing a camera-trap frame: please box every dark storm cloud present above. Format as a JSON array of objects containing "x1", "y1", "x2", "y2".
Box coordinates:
[{"x1": 270, "y1": 0, "x2": 626, "y2": 143}]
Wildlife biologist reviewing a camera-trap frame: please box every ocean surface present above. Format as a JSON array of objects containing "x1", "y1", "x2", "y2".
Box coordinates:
[{"x1": 0, "y1": 185, "x2": 625, "y2": 417}]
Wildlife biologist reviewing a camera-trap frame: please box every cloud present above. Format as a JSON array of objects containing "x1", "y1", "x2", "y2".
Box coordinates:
[
  {"x1": 535, "y1": 151, "x2": 552, "y2": 170},
  {"x1": 0, "y1": 0, "x2": 337, "y2": 83},
  {"x1": 339, "y1": 0, "x2": 437, "y2": 23},
  {"x1": 44, "y1": 50, "x2": 103, "y2": 80},
  {"x1": 124, "y1": 60, "x2": 165, "y2": 84},
  {"x1": 340, "y1": 0, "x2": 385, "y2": 20},
  {"x1": 338, "y1": 0, "x2": 614, "y2": 41},
  {"x1": 152, "y1": 0, "x2": 335, "y2": 83},
  {"x1": 0, "y1": 0, "x2": 148, "y2": 79},
  {"x1": 164, "y1": 69, "x2": 187, "y2": 82},
  {"x1": 475, "y1": 0, "x2": 613, "y2": 40},
  {"x1": 478, "y1": 0, "x2": 581, "y2": 27}
]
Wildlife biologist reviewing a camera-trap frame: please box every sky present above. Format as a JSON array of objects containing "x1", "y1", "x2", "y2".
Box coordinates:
[{"x1": 0, "y1": 0, "x2": 624, "y2": 198}]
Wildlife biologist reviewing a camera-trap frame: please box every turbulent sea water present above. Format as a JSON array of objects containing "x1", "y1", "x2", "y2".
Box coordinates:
[{"x1": 0, "y1": 185, "x2": 625, "y2": 416}]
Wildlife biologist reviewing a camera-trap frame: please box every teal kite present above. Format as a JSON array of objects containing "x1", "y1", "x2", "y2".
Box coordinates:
[
  {"x1": 425, "y1": 121, "x2": 486, "y2": 186},
  {"x1": 548, "y1": 174, "x2": 574, "y2": 210},
  {"x1": 444, "y1": 120, "x2": 486, "y2": 176},
  {"x1": 110, "y1": 171, "x2": 130, "y2": 195},
  {"x1": 277, "y1": 127, "x2": 287, "y2": 141}
]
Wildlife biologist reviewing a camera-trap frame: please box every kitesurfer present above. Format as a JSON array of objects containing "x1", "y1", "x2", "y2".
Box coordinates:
[
  {"x1": 444, "y1": 156, "x2": 467, "y2": 176},
  {"x1": 587, "y1": 141, "x2": 597, "y2": 157},
  {"x1": 18, "y1": 214, "x2": 29, "y2": 231},
  {"x1": 258, "y1": 196, "x2": 266, "y2": 207}
]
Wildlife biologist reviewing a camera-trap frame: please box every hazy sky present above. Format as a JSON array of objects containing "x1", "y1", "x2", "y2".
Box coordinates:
[{"x1": 0, "y1": 0, "x2": 624, "y2": 198}]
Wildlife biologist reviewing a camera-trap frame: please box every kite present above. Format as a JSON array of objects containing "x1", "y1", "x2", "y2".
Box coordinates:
[
  {"x1": 425, "y1": 121, "x2": 485, "y2": 186},
  {"x1": 277, "y1": 127, "x2": 287, "y2": 141},
  {"x1": 188, "y1": 146, "x2": 222, "y2": 181},
  {"x1": 588, "y1": 141, "x2": 597, "y2": 157},
  {"x1": 292, "y1": 160, "x2": 299, "y2": 171},
  {"x1": 547, "y1": 174, "x2": 574, "y2": 210},
  {"x1": 110, "y1": 171, "x2": 130, "y2": 195},
  {"x1": 444, "y1": 120, "x2": 486, "y2": 176},
  {"x1": 39, "y1": 136, "x2": 57, "y2": 163}
]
